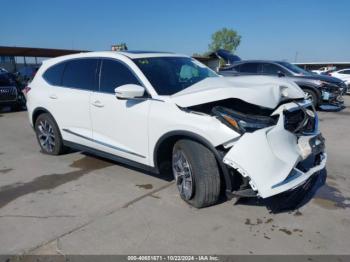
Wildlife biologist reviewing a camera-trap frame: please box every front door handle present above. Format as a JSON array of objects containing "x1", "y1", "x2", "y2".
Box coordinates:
[
  {"x1": 92, "y1": 100, "x2": 104, "y2": 108},
  {"x1": 49, "y1": 94, "x2": 58, "y2": 99}
]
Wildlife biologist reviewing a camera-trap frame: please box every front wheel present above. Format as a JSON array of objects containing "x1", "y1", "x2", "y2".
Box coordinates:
[
  {"x1": 172, "y1": 139, "x2": 221, "y2": 208},
  {"x1": 304, "y1": 89, "x2": 319, "y2": 108}
]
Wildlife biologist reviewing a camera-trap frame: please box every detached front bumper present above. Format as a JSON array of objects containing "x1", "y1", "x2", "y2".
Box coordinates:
[{"x1": 223, "y1": 101, "x2": 327, "y2": 199}]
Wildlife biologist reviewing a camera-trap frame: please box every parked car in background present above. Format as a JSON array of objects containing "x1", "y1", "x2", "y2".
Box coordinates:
[
  {"x1": 312, "y1": 66, "x2": 337, "y2": 75},
  {"x1": 319, "y1": 69, "x2": 336, "y2": 76},
  {"x1": 0, "y1": 72, "x2": 26, "y2": 111},
  {"x1": 16, "y1": 66, "x2": 39, "y2": 84},
  {"x1": 219, "y1": 60, "x2": 346, "y2": 109},
  {"x1": 26, "y1": 51, "x2": 326, "y2": 208},
  {"x1": 329, "y1": 69, "x2": 350, "y2": 93}
]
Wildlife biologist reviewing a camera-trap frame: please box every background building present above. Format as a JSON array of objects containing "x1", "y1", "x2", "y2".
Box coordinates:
[{"x1": 0, "y1": 46, "x2": 88, "y2": 73}]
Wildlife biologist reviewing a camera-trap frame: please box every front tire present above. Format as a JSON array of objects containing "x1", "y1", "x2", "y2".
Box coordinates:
[
  {"x1": 304, "y1": 89, "x2": 319, "y2": 108},
  {"x1": 34, "y1": 113, "x2": 65, "y2": 155},
  {"x1": 172, "y1": 139, "x2": 221, "y2": 208}
]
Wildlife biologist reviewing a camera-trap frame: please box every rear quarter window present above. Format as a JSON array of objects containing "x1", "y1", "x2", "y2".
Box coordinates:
[{"x1": 43, "y1": 62, "x2": 66, "y2": 86}]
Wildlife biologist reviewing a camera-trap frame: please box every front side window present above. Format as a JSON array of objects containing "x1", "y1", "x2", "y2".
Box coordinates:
[
  {"x1": 99, "y1": 59, "x2": 140, "y2": 94},
  {"x1": 43, "y1": 62, "x2": 66, "y2": 86},
  {"x1": 62, "y1": 59, "x2": 98, "y2": 90},
  {"x1": 262, "y1": 63, "x2": 285, "y2": 75},
  {"x1": 133, "y1": 57, "x2": 218, "y2": 95},
  {"x1": 239, "y1": 63, "x2": 259, "y2": 73}
]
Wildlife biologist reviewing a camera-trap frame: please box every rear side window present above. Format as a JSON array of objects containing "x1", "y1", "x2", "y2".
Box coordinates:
[
  {"x1": 62, "y1": 59, "x2": 98, "y2": 90},
  {"x1": 43, "y1": 63, "x2": 65, "y2": 85},
  {"x1": 239, "y1": 63, "x2": 259, "y2": 73},
  {"x1": 99, "y1": 59, "x2": 140, "y2": 94},
  {"x1": 340, "y1": 70, "x2": 350, "y2": 74}
]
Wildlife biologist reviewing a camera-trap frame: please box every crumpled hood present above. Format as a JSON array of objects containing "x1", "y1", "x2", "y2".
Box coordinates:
[{"x1": 171, "y1": 76, "x2": 305, "y2": 109}]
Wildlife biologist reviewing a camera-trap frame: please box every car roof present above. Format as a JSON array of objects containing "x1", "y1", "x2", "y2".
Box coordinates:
[
  {"x1": 118, "y1": 50, "x2": 186, "y2": 58},
  {"x1": 235, "y1": 60, "x2": 285, "y2": 64},
  {"x1": 42, "y1": 50, "x2": 189, "y2": 65}
]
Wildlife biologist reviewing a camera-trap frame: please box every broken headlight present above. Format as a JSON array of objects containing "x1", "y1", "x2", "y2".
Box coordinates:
[{"x1": 212, "y1": 106, "x2": 278, "y2": 134}]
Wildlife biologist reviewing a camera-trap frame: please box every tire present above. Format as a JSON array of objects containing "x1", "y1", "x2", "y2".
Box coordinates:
[
  {"x1": 12, "y1": 93, "x2": 26, "y2": 111},
  {"x1": 304, "y1": 88, "x2": 318, "y2": 108},
  {"x1": 34, "y1": 113, "x2": 65, "y2": 155},
  {"x1": 172, "y1": 139, "x2": 220, "y2": 208}
]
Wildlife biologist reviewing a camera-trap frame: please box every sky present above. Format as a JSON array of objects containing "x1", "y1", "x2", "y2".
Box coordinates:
[{"x1": 1, "y1": 0, "x2": 350, "y2": 62}]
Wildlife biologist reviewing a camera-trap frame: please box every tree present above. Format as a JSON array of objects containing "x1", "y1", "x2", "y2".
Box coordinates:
[{"x1": 208, "y1": 28, "x2": 241, "y2": 53}]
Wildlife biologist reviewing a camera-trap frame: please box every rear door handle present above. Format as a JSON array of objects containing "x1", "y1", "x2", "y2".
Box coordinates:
[
  {"x1": 49, "y1": 94, "x2": 58, "y2": 99},
  {"x1": 92, "y1": 100, "x2": 104, "y2": 108}
]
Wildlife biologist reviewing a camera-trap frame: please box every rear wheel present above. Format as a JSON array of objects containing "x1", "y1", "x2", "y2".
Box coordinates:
[
  {"x1": 172, "y1": 139, "x2": 220, "y2": 208},
  {"x1": 34, "y1": 113, "x2": 65, "y2": 155}
]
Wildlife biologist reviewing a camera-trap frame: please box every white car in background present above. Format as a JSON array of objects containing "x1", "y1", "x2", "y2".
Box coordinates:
[
  {"x1": 312, "y1": 66, "x2": 336, "y2": 75},
  {"x1": 330, "y1": 69, "x2": 350, "y2": 93},
  {"x1": 25, "y1": 51, "x2": 327, "y2": 208}
]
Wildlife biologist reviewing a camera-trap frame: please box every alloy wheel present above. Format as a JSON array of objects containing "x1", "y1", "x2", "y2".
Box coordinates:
[
  {"x1": 37, "y1": 120, "x2": 55, "y2": 153},
  {"x1": 172, "y1": 149, "x2": 194, "y2": 200}
]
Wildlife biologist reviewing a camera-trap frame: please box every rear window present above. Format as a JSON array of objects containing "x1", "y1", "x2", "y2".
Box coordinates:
[
  {"x1": 43, "y1": 62, "x2": 66, "y2": 85},
  {"x1": 61, "y1": 59, "x2": 98, "y2": 90}
]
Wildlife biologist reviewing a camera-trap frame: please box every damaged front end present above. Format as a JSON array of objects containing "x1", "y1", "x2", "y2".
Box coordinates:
[
  {"x1": 319, "y1": 82, "x2": 346, "y2": 111},
  {"x1": 187, "y1": 97, "x2": 327, "y2": 201},
  {"x1": 173, "y1": 76, "x2": 327, "y2": 204},
  {"x1": 218, "y1": 99, "x2": 326, "y2": 199}
]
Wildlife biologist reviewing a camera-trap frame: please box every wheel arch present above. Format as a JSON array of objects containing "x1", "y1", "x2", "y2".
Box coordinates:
[
  {"x1": 153, "y1": 130, "x2": 233, "y2": 194},
  {"x1": 32, "y1": 107, "x2": 55, "y2": 126},
  {"x1": 295, "y1": 83, "x2": 322, "y2": 101}
]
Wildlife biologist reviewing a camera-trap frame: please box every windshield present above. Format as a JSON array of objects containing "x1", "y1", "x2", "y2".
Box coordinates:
[
  {"x1": 133, "y1": 57, "x2": 218, "y2": 95},
  {"x1": 278, "y1": 62, "x2": 312, "y2": 76}
]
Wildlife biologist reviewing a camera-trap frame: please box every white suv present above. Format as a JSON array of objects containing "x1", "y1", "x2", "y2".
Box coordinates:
[
  {"x1": 330, "y1": 69, "x2": 350, "y2": 93},
  {"x1": 26, "y1": 51, "x2": 327, "y2": 208}
]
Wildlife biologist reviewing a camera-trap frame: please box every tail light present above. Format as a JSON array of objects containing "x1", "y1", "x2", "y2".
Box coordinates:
[{"x1": 22, "y1": 86, "x2": 31, "y2": 95}]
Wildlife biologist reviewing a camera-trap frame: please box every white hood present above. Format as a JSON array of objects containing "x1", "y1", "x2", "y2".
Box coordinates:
[{"x1": 170, "y1": 76, "x2": 305, "y2": 109}]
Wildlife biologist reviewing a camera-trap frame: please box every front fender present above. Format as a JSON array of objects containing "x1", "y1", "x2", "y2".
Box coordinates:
[{"x1": 294, "y1": 81, "x2": 322, "y2": 97}]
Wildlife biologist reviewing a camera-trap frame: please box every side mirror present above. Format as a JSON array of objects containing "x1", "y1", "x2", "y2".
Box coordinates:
[
  {"x1": 277, "y1": 71, "x2": 285, "y2": 77},
  {"x1": 114, "y1": 84, "x2": 145, "y2": 99}
]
